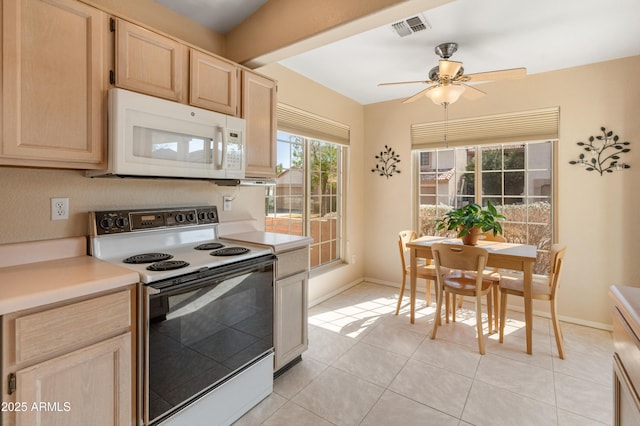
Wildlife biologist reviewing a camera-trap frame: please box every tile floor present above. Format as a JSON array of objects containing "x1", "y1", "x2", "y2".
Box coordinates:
[{"x1": 235, "y1": 282, "x2": 614, "y2": 426}]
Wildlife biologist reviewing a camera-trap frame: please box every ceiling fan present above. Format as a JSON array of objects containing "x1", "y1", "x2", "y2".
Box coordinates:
[{"x1": 378, "y1": 42, "x2": 526, "y2": 105}]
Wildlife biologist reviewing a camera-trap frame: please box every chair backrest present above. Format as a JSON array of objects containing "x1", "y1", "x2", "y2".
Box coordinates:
[
  {"x1": 478, "y1": 231, "x2": 506, "y2": 242},
  {"x1": 548, "y1": 244, "x2": 567, "y2": 295},
  {"x1": 398, "y1": 230, "x2": 417, "y2": 273},
  {"x1": 432, "y1": 243, "x2": 488, "y2": 274}
]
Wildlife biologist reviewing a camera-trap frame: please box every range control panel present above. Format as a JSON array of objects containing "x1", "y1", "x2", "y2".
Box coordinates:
[{"x1": 91, "y1": 206, "x2": 219, "y2": 235}]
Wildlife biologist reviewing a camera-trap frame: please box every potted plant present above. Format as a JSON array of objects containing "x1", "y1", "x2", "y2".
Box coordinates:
[{"x1": 435, "y1": 201, "x2": 506, "y2": 245}]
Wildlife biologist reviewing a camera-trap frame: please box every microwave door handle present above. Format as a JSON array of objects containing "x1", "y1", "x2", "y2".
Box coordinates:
[
  {"x1": 213, "y1": 126, "x2": 226, "y2": 170},
  {"x1": 220, "y1": 127, "x2": 228, "y2": 170}
]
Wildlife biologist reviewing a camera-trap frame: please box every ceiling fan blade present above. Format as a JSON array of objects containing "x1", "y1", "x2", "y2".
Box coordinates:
[
  {"x1": 378, "y1": 80, "x2": 433, "y2": 87},
  {"x1": 402, "y1": 86, "x2": 436, "y2": 104},
  {"x1": 464, "y1": 67, "x2": 526, "y2": 82},
  {"x1": 438, "y1": 60, "x2": 463, "y2": 78},
  {"x1": 460, "y1": 83, "x2": 486, "y2": 100}
]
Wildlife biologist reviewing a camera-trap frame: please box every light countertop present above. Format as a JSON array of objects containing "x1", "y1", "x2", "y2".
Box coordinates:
[
  {"x1": 0, "y1": 237, "x2": 139, "y2": 315},
  {"x1": 221, "y1": 231, "x2": 313, "y2": 253}
]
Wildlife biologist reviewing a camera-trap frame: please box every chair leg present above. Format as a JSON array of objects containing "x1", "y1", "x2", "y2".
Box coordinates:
[
  {"x1": 457, "y1": 295, "x2": 464, "y2": 309},
  {"x1": 476, "y1": 294, "x2": 485, "y2": 354},
  {"x1": 486, "y1": 292, "x2": 493, "y2": 335},
  {"x1": 426, "y1": 280, "x2": 432, "y2": 306},
  {"x1": 499, "y1": 291, "x2": 507, "y2": 343},
  {"x1": 395, "y1": 272, "x2": 407, "y2": 315},
  {"x1": 431, "y1": 282, "x2": 444, "y2": 340},
  {"x1": 550, "y1": 297, "x2": 565, "y2": 359},
  {"x1": 451, "y1": 293, "x2": 456, "y2": 323},
  {"x1": 493, "y1": 285, "x2": 500, "y2": 332},
  {"x1": 445, "y1": 292, "x2": 450, "y2": 324}
]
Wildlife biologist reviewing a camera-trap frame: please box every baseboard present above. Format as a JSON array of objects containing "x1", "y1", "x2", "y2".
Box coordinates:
[
  {"x1": 362, "y1": 278, "x2": 613, "y2": 331},
  {"x1": 308, "y1": 277, "x2": 364, "y2": 307}
]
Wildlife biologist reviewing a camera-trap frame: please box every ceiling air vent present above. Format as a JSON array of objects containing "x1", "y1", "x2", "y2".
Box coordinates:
[{"x1": 390, "y1": 14, "x2": 430, "y2": 37}]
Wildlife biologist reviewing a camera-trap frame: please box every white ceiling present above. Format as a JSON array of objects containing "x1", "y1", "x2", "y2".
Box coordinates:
[{"x1": 157, "y1": 0, "x2": 640, "y2": 105}]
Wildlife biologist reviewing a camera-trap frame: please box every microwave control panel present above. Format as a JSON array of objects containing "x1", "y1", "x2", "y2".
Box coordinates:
[{"x1": 225, "y1": 131, "x2": 243, "y2": 171}]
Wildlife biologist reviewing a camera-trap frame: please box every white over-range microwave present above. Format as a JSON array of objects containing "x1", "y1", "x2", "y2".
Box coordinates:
[{"x1": 88, "y1": 88, "x2": 246, "y2": 180}]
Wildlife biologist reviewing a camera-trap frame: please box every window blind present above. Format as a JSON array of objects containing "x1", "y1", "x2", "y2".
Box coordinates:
[
  {"x1": 411, "y1": 107, "x2": 559, "y2": 149},
  {"x1": 277, "y1": 103, "x2": 350, "y2": 146}
]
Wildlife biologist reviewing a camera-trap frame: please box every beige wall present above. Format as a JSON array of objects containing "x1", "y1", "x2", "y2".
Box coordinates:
[
  {"x1": 363, "y1": 55, "x2": 640, "y2": 328},
  {"x1": 0, "y1": 167, "x2": 265, "y2": 243}
]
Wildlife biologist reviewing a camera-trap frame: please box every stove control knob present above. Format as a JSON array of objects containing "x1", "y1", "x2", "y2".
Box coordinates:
[
  {"x1": 175, "y1": 213, "x2": 186, "y2": 223},
  {"x1": 115, "y1": 217, "x2": 129, "y2": 228},
  {"x1": 198, "y1": 212, "x2": 207, "y2": 221},
  {"x1": 207, "y1": 211, "x2": 217, "y2": 221},
  {"x1": 99, "y1": 218, "x2": 113, "y2": 230},
  {"x1": 186, "y1": 212, "x2": 196, "y2": 222}
]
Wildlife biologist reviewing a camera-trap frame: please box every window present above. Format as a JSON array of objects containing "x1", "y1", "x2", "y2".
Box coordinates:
[
  {"x1": 266, "y1": 131, "x2": 345, "y2": 268},
  {"x1": 416, "y1": 140, "x2": 554, "y2": 274}
]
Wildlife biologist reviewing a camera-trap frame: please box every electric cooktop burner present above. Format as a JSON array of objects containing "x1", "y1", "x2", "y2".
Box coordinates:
[
  {"x1": 146, "y1": 260, "x2": 190, "y2": 271},
  {"x1": 194, "y1": 242, "x2": 225, "y2": 250},
  {"x1": 124, "y1": 253, "x2": 173, "y2": 264},
  {"x1": 210, "y1": 247, "x2": 250, "y2": 256}
]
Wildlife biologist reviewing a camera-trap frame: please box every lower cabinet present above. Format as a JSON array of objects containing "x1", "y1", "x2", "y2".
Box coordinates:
[
  {"x1": 1, "y1": 287, "x2": 136, "y2": 426},
  {"x1": 612, "y1": 305, "x2": 640, "y2": 425},
  {"x1": 274, "y1": 246, "x2": 309, "y2": 372},
  {"x1": 275, "y1": 271, "x2": 308, "y2": 371}
]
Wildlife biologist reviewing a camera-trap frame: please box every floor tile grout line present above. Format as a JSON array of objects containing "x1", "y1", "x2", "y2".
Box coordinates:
[{"x1": 247, "y1": 282, "x2": 613, "y2": 426}]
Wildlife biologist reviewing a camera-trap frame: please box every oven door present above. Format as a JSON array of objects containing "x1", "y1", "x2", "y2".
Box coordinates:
[{"x1": 143, "y1": 254, "x2": 275, "y2": 425}]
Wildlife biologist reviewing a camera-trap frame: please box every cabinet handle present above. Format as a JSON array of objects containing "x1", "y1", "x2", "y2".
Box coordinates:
[{"x1": 8, "y1": 373, "x2": 16, "y2": 395}]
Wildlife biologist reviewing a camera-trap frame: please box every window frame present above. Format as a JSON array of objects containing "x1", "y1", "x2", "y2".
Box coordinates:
[
  {"x1": 413, "y1": 139, "x2": 557, "y2": 274},
  {"x1": 266, "y1": 130, "x2": 346, "y2": 269}
]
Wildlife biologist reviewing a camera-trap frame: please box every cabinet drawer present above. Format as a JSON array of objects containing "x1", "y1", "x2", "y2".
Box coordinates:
[
  {"x1": 276, "y1": 247, "x2": 309, "y2": 279},
  {"x1": 613, "y1": 307, "x2": 640, "y2": 391},
  {"x1": 12, "y1": 290, "x2": 132, "y2": 364}
]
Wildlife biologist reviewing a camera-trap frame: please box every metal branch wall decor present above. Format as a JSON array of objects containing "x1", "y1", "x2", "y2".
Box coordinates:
[
  {"x1": 569, "y1": 126, "x2": 631, "y2": 175},
  {"x1": 371, "y1": 145, "x2": 401, "y2": 178}
]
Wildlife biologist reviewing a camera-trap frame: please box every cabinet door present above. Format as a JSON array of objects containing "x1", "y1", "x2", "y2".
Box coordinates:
[
  {"x1": 241, "y1": 70, "x2": 277, "y2": 178},
  {"x1": 14, "y1": 333, "x2": 132, "y2": 426},
  {"x1": 115, "y1": 19, "x2": 187, "y2": 102},
  {"x1": 1, "y1": 0, "x2": 108, "y2": 169},
  {"x1": 614, "y1": 353, "x2": 640, "y2": 425},
  {"x1": 190, "y1": 49, "x2": 238, "y2": 116},
  {"x1": 274, "y1": 271, "x2": 308, "y2": 371}
]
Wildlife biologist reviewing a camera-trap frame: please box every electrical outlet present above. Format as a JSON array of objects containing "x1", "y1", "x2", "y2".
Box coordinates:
[
  {"x1": 51, "y1": 197, "x2": 69, "y2": 220},
  {"x1": 223, "y1": 196, "x2": 232, "y2": 211}
]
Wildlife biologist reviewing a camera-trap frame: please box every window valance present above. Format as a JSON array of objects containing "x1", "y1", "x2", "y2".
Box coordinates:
[
  {"x1": 411, "y1": 107, "x2": 559, "y2": 149},
  {"x1": 277, "y1": 103, "x2": 350, "y2": 146}
]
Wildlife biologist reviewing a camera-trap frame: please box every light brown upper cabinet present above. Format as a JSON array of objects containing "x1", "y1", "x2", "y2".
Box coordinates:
[
  {"x1": 190, "y1": 49, "x2": 239, "y2": 116},
  {"x1": 114, "y1": 18, "x2": 188, "y2": 103},
  {"x1": 242, "y1": 70, "x2": 277, "y2": 178},
  {"x1": 1, "y1": 0, "x2": 108, "y2": 169}
]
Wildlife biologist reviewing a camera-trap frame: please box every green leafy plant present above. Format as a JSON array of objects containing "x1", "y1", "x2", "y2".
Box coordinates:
[{"x1": 435, "y1": 201, "x2": 506, "y2": 237}]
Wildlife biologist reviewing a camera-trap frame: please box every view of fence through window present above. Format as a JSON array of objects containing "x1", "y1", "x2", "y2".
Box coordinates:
[
  {"x1": 265, "y1": 132, "x2": 342, "y2": 268},
  {"x1": 417, "y1": 141, "x2": 554, "y2": 274}
]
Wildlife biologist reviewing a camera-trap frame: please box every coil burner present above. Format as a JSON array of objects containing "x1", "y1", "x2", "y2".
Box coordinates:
[
  {"x1": 210, "y1": 247, "x2": 250, "y2": 256},
  {"x1": 124, "y1": 253, "x2": 173, "y2": 264}
]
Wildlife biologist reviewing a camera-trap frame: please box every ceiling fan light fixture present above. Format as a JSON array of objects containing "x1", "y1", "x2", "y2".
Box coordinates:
[{"x1": 425, "y1": 84, "x2": 465, "y2": 105}]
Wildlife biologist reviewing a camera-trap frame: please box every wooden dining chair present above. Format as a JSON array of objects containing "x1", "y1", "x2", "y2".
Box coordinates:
[
  {"x1": 499, "y1": 244, "x2": 567, "y2": 358},
  {"x1": 431, "y1": 243, "x2": 494, "y2": 354},
  {"x1": 395, "y1": 230, "x2": 440, "y2": 315},
  {"x1": 453, "y1": 231, "x2": 503, "y2": 330}
]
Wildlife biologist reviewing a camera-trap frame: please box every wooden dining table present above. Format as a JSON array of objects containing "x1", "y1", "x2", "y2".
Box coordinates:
[{"x1": 406, "y1": 236, "x2": 538, "y2": 354}]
